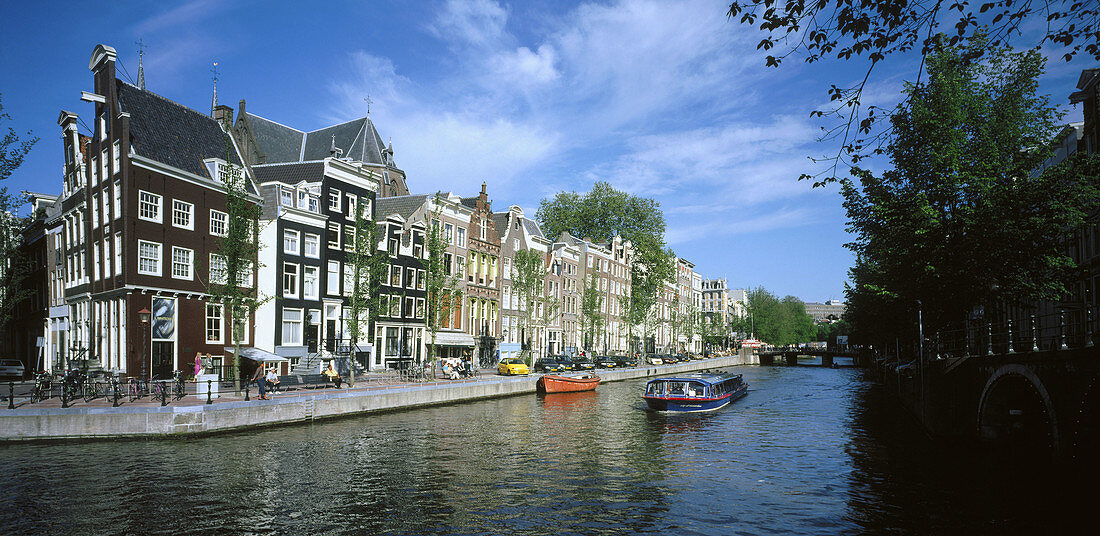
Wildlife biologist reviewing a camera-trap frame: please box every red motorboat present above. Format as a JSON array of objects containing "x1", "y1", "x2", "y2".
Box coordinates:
[{"x1": 536, "y1": 373, "x2": 601, "y2": 394}]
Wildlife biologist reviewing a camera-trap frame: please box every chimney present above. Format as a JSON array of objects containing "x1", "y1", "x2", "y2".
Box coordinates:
[{"x1": 213, "y1": 104, "x2": 234, "y2": 130}]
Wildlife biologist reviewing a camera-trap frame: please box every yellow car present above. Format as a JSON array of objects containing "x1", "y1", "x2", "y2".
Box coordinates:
[{"x1": 497, "y1": 358, "x2": 530, "y2": 376}]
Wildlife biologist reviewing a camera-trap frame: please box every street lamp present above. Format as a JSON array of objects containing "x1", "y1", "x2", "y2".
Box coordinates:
[{"x1": 138, "y1": 308, "x2": 151, "y2": 380}]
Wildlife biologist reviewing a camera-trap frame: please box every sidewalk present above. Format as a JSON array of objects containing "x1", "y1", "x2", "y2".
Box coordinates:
[{"x1": 0, "y1": 356, "x2": 746, "y2": 442}]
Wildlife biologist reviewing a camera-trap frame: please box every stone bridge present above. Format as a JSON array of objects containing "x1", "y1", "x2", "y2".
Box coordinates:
[{"x1": 883, "y1": 345, "x2": 1100, "y2": 461}]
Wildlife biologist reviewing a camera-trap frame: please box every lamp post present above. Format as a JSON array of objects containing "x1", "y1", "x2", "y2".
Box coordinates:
[{"x1": 138, "y1": 308, "x2": 151, "y2": 380}]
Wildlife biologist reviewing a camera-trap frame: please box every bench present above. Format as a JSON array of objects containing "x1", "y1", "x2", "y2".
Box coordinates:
[{"x1": 270, "y1": 374, "x2": 340, "y2": 393}]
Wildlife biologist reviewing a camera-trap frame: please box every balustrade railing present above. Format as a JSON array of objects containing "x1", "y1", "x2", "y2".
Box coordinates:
[{"x1": 929, "y1": 306, "x2": 1096, "y2": 359}]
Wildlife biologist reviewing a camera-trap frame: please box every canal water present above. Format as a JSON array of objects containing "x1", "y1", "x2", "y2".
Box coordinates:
[{"x1": 0, "y1": 366, "x2": 1092, "y2": 535}]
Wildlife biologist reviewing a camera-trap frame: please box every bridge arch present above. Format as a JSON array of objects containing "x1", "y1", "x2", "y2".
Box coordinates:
[{"x1": 976, "y1": 364, "x2": 1059, "y2": 457}]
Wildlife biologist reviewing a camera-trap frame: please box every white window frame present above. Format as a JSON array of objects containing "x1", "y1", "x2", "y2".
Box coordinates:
[
  {"x1": 138, "y1": 190, "x2": 162, "y2": 223},
  {"x1": 283, "y1": 229, "x2": 300, "y2": 255},
  {"x1": 328, "y1": 223, "x2": 341, "y2": 249},
  {"x1": 303, "y1": 265, "x2": 319, "y2": 300},
  {"x1": 114, "y1": 232, "x2": 122, "y2": 275},
  {"x1": 303, "y1": 233, "x2": 320, "y2": 258},
  {"x1": 210, "y1": 253, "x2": 228, "y2": 284},
  {"x1": 280, "y1": 187, "x2": 294, "y2": 207},
  {"x1": 112, "y1": 141, "x2": 121, "y2": 176},
  {"x1": 282, "y1": 308, "x2": 303, "y2": 346},
  {"x1": 327, "y1": 260, "x2": 340, "y2": 296},
  {"x1": 206, "y1": 303, "x2": 223, "y2": 344},
  {"x1": 137, "y1": 240, "x2": 161, "y2": 275},
  {"x1": 329, "y1": 188, "x2": 341, "y2": 212},
  {"x1": 172, "y1": 199, "x2": 194, "y2": 230},
  {"x1": 283, "y1": 262, "x2": 299, "y2": 298},
  {"x1": 113, "y1": 180, "x2": 121, "y2": 220},
  {"x1": 209, "y1": 209, "x2": 228, "y2": 237},
  {"x1": 456, "y1": 227, "x2": 466, "y2": 248},
  {"x1": 344, "y1": 225, "x2": 355, "y2": 252},
  {"x1": 171, "y1": 246, "x2": 193, "y2": 280},
  {"x1": 346, "y1": 194, "x2": 357, "y2": 218}
]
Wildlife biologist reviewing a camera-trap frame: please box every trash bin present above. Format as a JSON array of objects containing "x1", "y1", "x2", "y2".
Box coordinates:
[{"x1": 195, "y1": 373, "x2": 220, "y2": 399}]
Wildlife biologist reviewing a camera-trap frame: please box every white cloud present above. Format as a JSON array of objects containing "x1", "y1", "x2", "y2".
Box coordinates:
[
  {"x1": 665, "y1": 206, "x2": 821, "y2": 245},
  {"x1": 430, "y1": 0, "x2": 510, "y2": 50},
  {"x1": 489, "y1": 44, "x2": 559, "y2": 88}
]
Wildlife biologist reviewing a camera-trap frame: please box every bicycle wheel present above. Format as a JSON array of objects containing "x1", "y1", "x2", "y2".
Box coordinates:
[
  {"x1": 174, "y1": 380, "x2": 185, "y2": 400},
  {"x1": 128, "y1": 379, "x2": 139, "y2": 402}
]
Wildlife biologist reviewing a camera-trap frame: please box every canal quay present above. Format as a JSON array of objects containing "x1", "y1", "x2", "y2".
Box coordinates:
[{"x1": 0, "y1": 355, "x2": 750, "y2": 442}]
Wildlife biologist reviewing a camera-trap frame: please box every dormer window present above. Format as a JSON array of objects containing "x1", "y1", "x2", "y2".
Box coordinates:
[{"x1": 280, "y1": 187, "x2": 293, "y2": 207}]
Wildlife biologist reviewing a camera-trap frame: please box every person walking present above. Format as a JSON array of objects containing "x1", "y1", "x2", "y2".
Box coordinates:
[
  {"x1": 251, "y1": 365, "x2": 267, "y2": 400},
  {"x1": 193, "y1": 352, "x2": 204, "y2": 378}
]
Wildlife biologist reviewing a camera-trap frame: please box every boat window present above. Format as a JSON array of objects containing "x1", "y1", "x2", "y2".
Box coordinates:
[
  {"x1": 647, "y1": 382, "x2": 665, "y2": 395},
  {"x1": 669, "y1": 382, "x2": 686, "y2": 396},
  {"x1": 686, "y1": 382, "x2": 706, "y2": 397}
]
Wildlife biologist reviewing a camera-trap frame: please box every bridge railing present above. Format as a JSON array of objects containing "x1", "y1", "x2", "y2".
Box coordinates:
[{"x1": 930, "y1": 307, "x2": 1095, "y2": 358}]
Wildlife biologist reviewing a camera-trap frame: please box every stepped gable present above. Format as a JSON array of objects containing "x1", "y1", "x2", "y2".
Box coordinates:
[
  {"x1": 251, "y1": 161, "x2": 325, "y2": 185},
  {"x1": 116, "y1": 80, "x2": 247, "y2": 188},
  {"x1": 376, "y1": 194, "x2": 428, "y2": 220},
  {"x1": 242, "y1": 113, "x2": 306, "y2": 163}
]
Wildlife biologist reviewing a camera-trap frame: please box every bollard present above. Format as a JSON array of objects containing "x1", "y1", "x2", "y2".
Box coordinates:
[
  {"x1": 160, "y1": 382, "x2": 167, "y2": 406},
  {"x1": 245, "y1": 383, "x2": 250, "y2": 401},
  {"x1": 112, "y1": 379, "x2": 120, "y2": 407},
  {"x1": 61, "y1": 383, "x2": 69, "y2": 408},
  {"x1": 206, "y1": 379, "x2": 212, "y2": 405},
  {"x1": 1031, "y1": 314, "x2": 1040, "y2": 352},
  {"x1": 1007, "y1": 319, "x2": 1015, "y2": 354},
  {"x1": 1058, "y1": 309, "x2": 1066, "y2": 349},
  {"x1": 8, "y1": 382, "x2": 14, "y2": 410}
]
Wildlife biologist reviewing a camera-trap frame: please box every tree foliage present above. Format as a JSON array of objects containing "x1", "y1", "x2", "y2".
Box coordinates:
[
  {"x1": 726, "y1": 1, "x2": 1100, "y2": 185},
  {"x1": 580, "y1": 272, "x2": 603, "y2": 352},
  {"x1": 208, "y1": 160, "x2": 263, "y2": 388},
  {"x1": 345, "y1": 202, "x2": 388, "y2": 384},
  {"x1": 0, "y1": 95, "x2": 35, "y2": 342},
  {"x1": 1, "y1": 94, "x2": 37, "y2": 182},
  {"x1": 536, "y1": 181, "x2": 675, "y2": 326},
  {"x1": 745, "y1": 287, "x2": 817, "y2": 346},
  {"x1": 512, "y1": 248, "x2": 557, "y2": 364},
  {"x1": 425, "y1": 195, "x2": 463, "y2": 366},
  {"x1": 841, "y1": 43, "x2": 1100, "y2": 342}
]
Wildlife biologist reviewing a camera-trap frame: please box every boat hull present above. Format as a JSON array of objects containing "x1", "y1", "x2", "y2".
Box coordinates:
[
  {"x1": 537, "y1": 374, "x2": 600, "y2": 394},
  {"x1": 643, "y1": 383, "x2": 747, "y2": 412}
]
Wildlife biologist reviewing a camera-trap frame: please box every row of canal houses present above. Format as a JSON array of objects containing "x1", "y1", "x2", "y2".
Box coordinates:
[{"x1": 9, "y1": 44, "x2": 705, "y2": 380}]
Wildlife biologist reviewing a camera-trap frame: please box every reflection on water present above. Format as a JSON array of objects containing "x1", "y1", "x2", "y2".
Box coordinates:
[{"x1": 0, "y1": 367, "x2": 1092, "y2": 535}]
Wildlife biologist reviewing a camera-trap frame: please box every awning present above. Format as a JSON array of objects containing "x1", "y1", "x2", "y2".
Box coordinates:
[
  {"x1": 224, "y1": 346, "x2": 290, "y2": 363},
  {"x1": 430, "y1": 330, "x2": 475, "y2": 347}
]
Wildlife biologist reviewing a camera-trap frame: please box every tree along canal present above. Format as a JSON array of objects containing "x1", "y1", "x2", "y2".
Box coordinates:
[{"x1": 0, "y1": 366, "x2": 1092, "y2": 535}]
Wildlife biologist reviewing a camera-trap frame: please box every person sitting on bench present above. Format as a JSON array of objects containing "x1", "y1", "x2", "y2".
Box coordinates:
[{"x1": 323, "y1": 363, "x2": 343, "y2": 388}]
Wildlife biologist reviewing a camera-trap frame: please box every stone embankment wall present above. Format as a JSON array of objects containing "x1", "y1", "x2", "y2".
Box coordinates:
[{"x1": 1, "y1": 355, "x2": 749, "y2": 442}]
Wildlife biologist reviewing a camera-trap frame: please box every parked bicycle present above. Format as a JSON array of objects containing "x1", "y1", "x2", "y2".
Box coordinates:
[
  {"x1": 172, "y1": 371, "x2": 186, "y2": 400},
  {"x1": 31, "y1": 372, "x2": 52, "y2": 403},
  {"x1": 128, "y1": 377, "x2": 147, "y2": 402}
]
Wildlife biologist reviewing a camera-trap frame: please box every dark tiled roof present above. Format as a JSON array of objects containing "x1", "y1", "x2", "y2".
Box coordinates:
[
  {"x1": 252, "y1": 161, "x2": 325, "y2": 185},
  {"x1": 304, "y1": 117, "x2": 387, "y2": 164},
  {"x1": 243, "y1": 113, "x2": 305, "y2": 163},
  {"x1": 116, "y1": 81, "x2": 242, "y2": 178},
  {"x1": 376, "y1": 195, "x2": 428, "y2": 220},
  {"x1": 492, "y1": 213, "x2": 510, "y2": 238},
  {"x1": 459, "y1": 197, "x2": 478, "y2": 209},
  {"x1": 243, "y1": 112, "x2": 388, "y2": 166},
  {"x1": 523, "y1": 219, "x2": 545, "y2": 239}
]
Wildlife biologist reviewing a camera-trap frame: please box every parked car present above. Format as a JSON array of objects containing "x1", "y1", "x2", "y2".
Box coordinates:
[
  {"x1": 569, "y1": 356, "x2": 597, "y2": 371},
  {"x1": 595, "y1": 355, "x2": 618, "y2": 368},
  {"x1": 664, "y1": 354, "x2": 680, "y2": 364},
  {"x1": 534, "y1": 357, "x2": 568, "y2": 373},
  {"x1": 497, "y1": 358, "x2": 530, "y2": 376},
  {"x1": 0, "y1": 359, "x2": 25, "y2": 380},
  {"x1": 620, "y1": 355, "x2": 638, "y2": 367},
  {"x1": 646, "y1": 354, "x2": 663, "y2": 366}
]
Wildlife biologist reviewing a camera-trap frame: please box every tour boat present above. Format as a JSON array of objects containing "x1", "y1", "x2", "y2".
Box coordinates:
[
  {"x1": 642, "y1": 372, "x2": 747, "y2": 412},
  {"x1": 537, "y1": 373, "x2": 601, "y2": 394}
]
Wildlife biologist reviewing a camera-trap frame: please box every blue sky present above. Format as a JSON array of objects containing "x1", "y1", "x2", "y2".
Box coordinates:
[{"x1": 0, "y1": 0, "x2": 1089, "y2": 303}]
